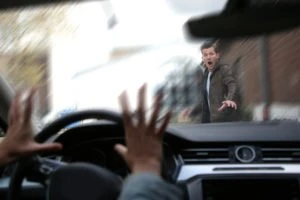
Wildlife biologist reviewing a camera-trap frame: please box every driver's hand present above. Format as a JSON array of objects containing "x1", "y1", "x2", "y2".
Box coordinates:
[
  {"x1": 115, "y1": 84, "x2": 171, "y2": 176},
  {"x1": 0, "y1": 89, "x2": 62, "y2": 166}
]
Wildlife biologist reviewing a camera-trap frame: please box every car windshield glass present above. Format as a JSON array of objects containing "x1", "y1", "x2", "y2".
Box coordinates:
[{"x1": 0, "y1": 0, "x2": 298, "y2": 127}]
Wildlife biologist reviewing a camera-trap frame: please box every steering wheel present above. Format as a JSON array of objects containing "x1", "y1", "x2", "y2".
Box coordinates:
[{"x1": 8, "y1": 109, "x2": 124, "y2": 200}]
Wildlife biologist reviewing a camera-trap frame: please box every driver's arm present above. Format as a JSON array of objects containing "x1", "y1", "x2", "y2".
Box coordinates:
[
  {"x1": 116, "y1": 85, "x2": 183, "y2": 200},
  {"x1": 119, "y1": 173, "x2": 183, "y2": 200},
  {"x1": 0, "y1": 89, "x2": 62, "y2": 166}
]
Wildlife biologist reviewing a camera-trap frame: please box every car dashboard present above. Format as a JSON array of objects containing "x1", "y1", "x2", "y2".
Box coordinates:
[{"x1": 1, "y1": 120, "x2": 300, "y2": 199}]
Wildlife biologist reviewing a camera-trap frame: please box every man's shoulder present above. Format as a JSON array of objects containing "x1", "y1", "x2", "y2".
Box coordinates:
[
  {"x1": 218, "y1": 63, "x2": 232, "y2": 73},
  {"x1": 219, "y1": 63, "x2": 230, "y2": 69}
]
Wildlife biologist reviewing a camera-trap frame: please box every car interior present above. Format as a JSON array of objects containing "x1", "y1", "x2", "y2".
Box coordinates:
[{"x1": 0, "y1": 0, "x2": 300, "y2": 200}]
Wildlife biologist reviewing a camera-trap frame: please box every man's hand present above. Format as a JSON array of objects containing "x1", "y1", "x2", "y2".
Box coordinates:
[
  {"x1": 218, "y1": 100, "x2": 237, "y2": 111},
  {"x1": 0, "y1": 89, "x2": 62, "y2": 166},
  {"x1": 115, "y1": 84, "x2": 171, "y2": 176}
]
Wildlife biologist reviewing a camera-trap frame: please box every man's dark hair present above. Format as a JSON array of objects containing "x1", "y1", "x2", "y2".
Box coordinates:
[{"x1": 200, "y1": 40, "x2": 219, "y2": 53}]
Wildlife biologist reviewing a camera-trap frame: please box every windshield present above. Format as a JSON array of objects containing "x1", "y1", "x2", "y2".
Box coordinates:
[{"x1": 0, "y1": 1, "x2": 299, "y2": 126}]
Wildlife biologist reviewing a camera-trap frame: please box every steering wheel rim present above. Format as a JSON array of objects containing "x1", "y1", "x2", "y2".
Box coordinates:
[{"x1": 8, "y1": 109, "x2": 123, "y2": 200}]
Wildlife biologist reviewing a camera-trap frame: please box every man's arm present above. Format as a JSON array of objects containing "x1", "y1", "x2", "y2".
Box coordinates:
[
  {"x1": 222, "y1": 65, "x2": 237, "y2": 101},
  {"x1": 217, "y1": 65, "x2": 238, "y2": 111}
]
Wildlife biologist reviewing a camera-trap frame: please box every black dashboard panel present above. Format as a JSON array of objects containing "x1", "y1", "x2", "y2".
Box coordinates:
[
  {"x1": 1, "y1": 120, "x2": 300, "y2": 200},
  {"x1": 167, "y1": 121, "x2": 300, "y2": 142},
  {"x1": 51, "y1": 121, "x2": 300, "y2": 145},
  {"x1": 183, "y1": 174, "x2": 300, "y2": 200},
  {"x1": 47, "y1": 121, "x2": 300, "y2": 181}
]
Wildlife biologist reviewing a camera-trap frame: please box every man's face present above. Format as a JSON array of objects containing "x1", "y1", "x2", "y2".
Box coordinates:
[{"x1": 201, "y1": 47, "x2": 220, "y2": 71}]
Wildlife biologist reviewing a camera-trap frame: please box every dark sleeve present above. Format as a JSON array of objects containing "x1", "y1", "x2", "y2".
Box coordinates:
[
  {"x1": 118, "y1": 173, "x2": 183, "y2": 200},
  {"x1": 221, "y1": 65, "x2": 237, "y2": 101},
  {"x1": 190, "y1": 67, "x2": 205, "y2": 116}
]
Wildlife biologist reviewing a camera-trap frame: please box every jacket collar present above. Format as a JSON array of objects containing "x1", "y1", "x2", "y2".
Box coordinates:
[{"x1": 204, "y1": 63, "x2": 221, "y2": 74}]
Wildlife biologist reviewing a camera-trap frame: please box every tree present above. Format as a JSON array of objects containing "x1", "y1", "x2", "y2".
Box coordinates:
[
  {"x1": 0, "y1": 3, "x2": 79, "y2": 90},
  {"x1": 0, "y1": 3, "x2": 80, "y2": 117},
  {"x1": 0, "y1": 3, "x2": 78, "y2": 53}
]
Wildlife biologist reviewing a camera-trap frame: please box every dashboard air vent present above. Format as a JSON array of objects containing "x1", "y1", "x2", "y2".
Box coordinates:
[
  {"x1": 179, "y1": 148, "x2": 229, "y2": 164},
  {"x1": 261, "y1": 147, "x2": 300, "y2": 163}
]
